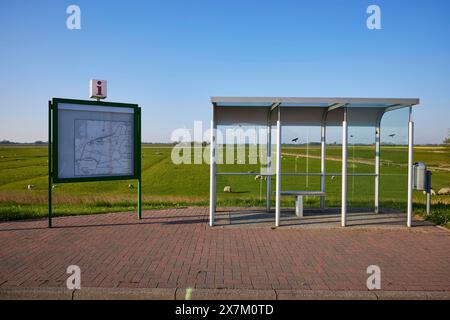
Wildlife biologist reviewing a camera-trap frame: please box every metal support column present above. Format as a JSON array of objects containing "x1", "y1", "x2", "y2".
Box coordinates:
[
  {"x1": 275, "y1": 108, "x2": 282, "y2": 227},
  {"x1": 320, "y1": 111, "x2": 327, "y2": 209},
  {"x1": 48, "y1": 101, "x2": 52, "y2": 228},
  {"x1": 209, "y1": 108, "x2": 217, "y2": 226},
  {"x1": 266, "y1": 120, "x2": 272, "y2": 212},
  {"x1": 407, "y1": 107, "x2": 414, "y2": 227},
  {"x1": 341, "y1": 107, "x2": 348, "y2": 227},
  {"x1": 374, "y1": 121, "x2": 381, "y2": 214}
]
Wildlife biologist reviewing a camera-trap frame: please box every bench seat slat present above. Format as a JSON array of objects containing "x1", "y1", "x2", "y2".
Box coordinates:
[{"x1": 279, "y1": 191, "x2": 325, "y2": 196}]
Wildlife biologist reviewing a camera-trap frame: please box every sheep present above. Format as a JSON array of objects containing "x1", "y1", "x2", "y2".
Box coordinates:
[
  {"x1": 27, "y1": 184, "x2": 35, "y2": 190},
  {"x1": 224, "y1": 186, "x2": 232, "y2": 193},
  {"x1": 437, "y1": 187, "x2": 450, "y2": 195},
  {"x1": 128, "y1": 184, "x2": 135, "y2": 189},
  {"x1": 423, "y1": 189, "x2": 436, "y2": 195}
]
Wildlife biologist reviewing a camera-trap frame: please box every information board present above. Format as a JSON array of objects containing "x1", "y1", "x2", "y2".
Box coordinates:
[{"x1": 52, "y1": 98, "x2": 140, "y2": 182}]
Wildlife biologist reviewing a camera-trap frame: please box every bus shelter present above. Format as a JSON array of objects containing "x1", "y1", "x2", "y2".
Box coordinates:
[{"x1": 209, "y1": 97, "x2": 420, "y2": 227}]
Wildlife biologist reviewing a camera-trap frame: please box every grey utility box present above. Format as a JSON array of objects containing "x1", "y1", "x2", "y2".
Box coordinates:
[
  {"x1": 413, "y1": 162, "x2": 433, "y2": 214},
  {"x1": 413, "y1": 162, "x2": 427, "y2": 191}
]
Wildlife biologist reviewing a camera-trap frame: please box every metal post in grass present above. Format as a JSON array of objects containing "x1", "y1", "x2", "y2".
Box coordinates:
[
  {"x1": 137, "y1": 107, "x2": 142, "y2": 220},
  {"x1": 426, "y1": 170, "x2": 432, "y2": 215},
  {"x1": 48, "y1": 101, "x2": 53, "y2": 228}
]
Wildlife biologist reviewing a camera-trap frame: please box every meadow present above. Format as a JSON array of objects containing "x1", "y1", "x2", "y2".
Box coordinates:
[{"x1": 0, "y1": 144, "x2": 449, "y2": 227}]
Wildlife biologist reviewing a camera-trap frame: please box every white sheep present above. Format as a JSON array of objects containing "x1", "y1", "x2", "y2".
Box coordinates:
[
  {"x1": 224, "y1": 186, "x2": 232, "y2": 193},
  {"x1": 437, "y1": 187, "x2": 450, "y2": 195}
]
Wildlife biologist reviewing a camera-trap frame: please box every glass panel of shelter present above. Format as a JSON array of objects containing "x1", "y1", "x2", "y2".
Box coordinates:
[
  {"x1": 215, "y1": 124, "x2": 271, "y2": 207},
  {"x1": 379, "y1": 108, "x2": 409, "y2": 213}
]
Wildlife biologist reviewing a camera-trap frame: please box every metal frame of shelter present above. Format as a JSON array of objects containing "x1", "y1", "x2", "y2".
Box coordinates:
[
  {"x1": 48, "y1": 98, "x2": 142, "y2": 228},
  {"x1": 209, "y1": 97, "x2": 420, "y2": 228}
]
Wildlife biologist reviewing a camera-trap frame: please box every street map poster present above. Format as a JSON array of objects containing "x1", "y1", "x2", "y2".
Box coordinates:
[{"x1": 52, "y1": 99, "x2": 139, "y2": 182}]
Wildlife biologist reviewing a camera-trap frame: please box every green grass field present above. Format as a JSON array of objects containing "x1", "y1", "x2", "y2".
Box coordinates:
[{"x1": 0, "y1": 145, "x2": 449, "y2": 227}]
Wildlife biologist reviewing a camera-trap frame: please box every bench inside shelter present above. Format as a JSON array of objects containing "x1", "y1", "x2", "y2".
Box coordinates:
[{"x1": 279, "y1": 190, "x2": 326, "y2": 217}]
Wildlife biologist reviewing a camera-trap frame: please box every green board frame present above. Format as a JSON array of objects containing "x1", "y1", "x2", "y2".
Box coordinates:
[{"x1": 48, "y1": 98, "x2": 142, "y2": 227}]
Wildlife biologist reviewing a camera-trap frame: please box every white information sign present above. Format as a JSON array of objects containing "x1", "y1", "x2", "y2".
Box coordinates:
[{"x1": 89, "y1": 79, "x2": 107, "y2": 99}]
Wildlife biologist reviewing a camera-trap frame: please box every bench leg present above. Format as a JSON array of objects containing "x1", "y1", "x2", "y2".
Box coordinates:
[{"x1": 295, "y1": 195, "x2": 303, "y2": 217}]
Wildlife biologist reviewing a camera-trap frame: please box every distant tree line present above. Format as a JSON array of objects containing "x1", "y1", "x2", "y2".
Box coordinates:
[
  {"x1": 0, "y1": 140, "x2": 19, "y2": 144},
  {"x1": 0, "y1": 140, "x2": 47, "y2": 145}
]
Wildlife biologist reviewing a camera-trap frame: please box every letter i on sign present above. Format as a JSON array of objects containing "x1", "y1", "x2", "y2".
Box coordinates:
[
  {"x1": 89, "y1": 79, "x2": 107, "y2": 99},
  {"x1": 96, "y1": 81, "x2": 103, "y2": 96}
]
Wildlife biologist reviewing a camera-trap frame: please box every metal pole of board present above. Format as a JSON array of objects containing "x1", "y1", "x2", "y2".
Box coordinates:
[
  {"x1": 138, "y1": 177, "x2": 142, "y2": 219},
  {"x1": 137, "y1": 107, "x2": 142, "y2": 220},
  {"x1": 48, "y1": 101, "x2": 52, "y2": 228}
]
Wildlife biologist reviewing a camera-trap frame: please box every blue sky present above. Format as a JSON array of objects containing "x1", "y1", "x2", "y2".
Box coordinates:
[{"x1": 0, "y1": 0, "x2": 449, "y2": 143}]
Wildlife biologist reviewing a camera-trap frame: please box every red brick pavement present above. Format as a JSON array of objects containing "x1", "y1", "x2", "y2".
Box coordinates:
[{"x1": 0, "y1": 208, "x2": 449, "y2": 292}]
